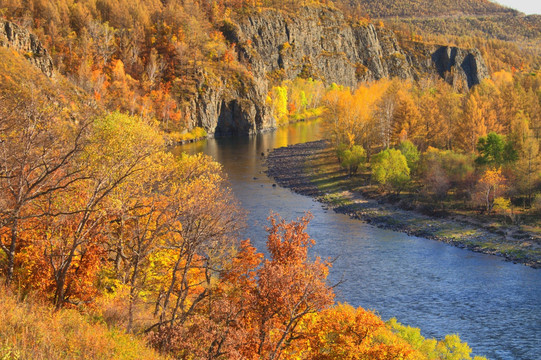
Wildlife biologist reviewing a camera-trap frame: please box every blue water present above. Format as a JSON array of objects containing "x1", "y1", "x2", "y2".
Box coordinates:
[{"x1": 178, "y1": 121, "x2": 541, "y2": 360}]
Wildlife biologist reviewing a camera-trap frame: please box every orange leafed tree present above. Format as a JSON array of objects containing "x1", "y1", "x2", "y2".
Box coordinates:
[
  {"x1": 288, "y1": 304, "x2": 420, "y2": 360},
  {"x1": 474, "y1": 168, "x2": 506, "y2": 213},
  {"x1": 149, "y1": 213, "x2": 335, "y2": 360},
  {"x1": 243, "y1": 213, "x2": 335, "y2": 360}
]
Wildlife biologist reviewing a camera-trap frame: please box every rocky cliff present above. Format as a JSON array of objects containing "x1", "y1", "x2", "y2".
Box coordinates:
[
  {"x1": 406, "y1": 43, "x2": 490, "y2": 88},
  {"x1": 0, "y1": 7, "x2": 489, "y2": 137},
  {"x1": 193, "y1": 6, "x2": 488, "y2": 135},
  {"x1": 227, "y1": 7, "x2": 412, "y2": 87},
  {"x1": 227, "y1": 6, "x2": 488, "y2": 88},
  {"x1": 187, "y1": 70, "x2": 274, "y2": 136},
  {"x1": 0, "y1": 20, "x2": 54, "y2": 77}
]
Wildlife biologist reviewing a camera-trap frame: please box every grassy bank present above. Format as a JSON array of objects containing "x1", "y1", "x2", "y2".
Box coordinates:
[
  {"x1": 0, "y1": 287, "x2": 166, "y2": 360},
  {"x1": 266, "y1": 141, "x2": 541, "y2": 268}
]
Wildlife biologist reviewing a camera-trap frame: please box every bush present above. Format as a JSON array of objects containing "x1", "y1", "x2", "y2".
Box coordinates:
[
  {"x1": 476, "y1": 132, "x2": 517, "y2": 166},
  {"x1": 174, "y1": 127, "x2": 208, "y2": 143},
  {"x1": 398, "y1": 140, "x2": 420, "y2": 174},
  {"x1": 532, "y1": 194, "x2": 541, "y2": 213},
  {"x1": 336, "y1": 143, "x2": 348, "y2": 163},
  {"x1": 371, "y1": 148, "x2": 410, "y2": 193},
  {"x1": 421, "y1": 148, "x2": 475, "y2": 194},
  {"x1": 340, "y1": 145, "x2": 366, "y2": 175}
]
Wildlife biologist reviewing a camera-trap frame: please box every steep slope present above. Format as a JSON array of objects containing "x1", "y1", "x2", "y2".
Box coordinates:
[
  {"x1": 185, "y1": 67, "x2": 274, "y2": 136},
  {"x1": 345, "y1": 0, "x2": 541, "y2": 71},
  {"x1": 0, "y1": 5, "x2": 491, "y2": 137},
  {"x1": 0, "y1": 287, "x2": 165, "y2": 359},
  {"x1": 0, "y1": 22, "x2": 98, "y2": 133}
]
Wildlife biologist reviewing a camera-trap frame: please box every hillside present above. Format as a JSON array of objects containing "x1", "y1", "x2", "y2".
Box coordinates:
[
  {"x1": 351, "y1": 0, "x2": 517, "y2": 18},
  {"x1": 0, "y1": 0, "x2": 506, "y2": 138},
  {"x1": 343, "y1": 0, "x2": 540, "y2": 71},
  {"x1": 0, "y1": 287, "x2": 165, "y2": 360}
]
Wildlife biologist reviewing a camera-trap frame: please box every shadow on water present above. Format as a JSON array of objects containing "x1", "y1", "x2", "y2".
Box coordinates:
[{"x1": 176, "y1": 120, "x2": 541, "y2": 360}]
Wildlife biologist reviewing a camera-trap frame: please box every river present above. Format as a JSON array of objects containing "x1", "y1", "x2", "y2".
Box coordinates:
[{"x1": 177, "y1": 120, "x2": 541, "y2": 360}]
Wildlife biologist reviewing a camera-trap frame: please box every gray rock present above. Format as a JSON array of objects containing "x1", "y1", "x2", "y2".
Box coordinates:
[
  {"x1": 0, "y1": 20, "x2": 54, "y2": 77},
  {"x1": 0, "y1": 7, "x2": 489, "y2": 137},
  {"x1": 405, "y1": 42, "x2": 489, "y2": 87},
  {"x1": 186, "y1": 69, "x2": 274, "y2": 136},
  {"x1": 197, "y1": 6, "x2": 489, "y2": 136},
  {"x1": 233, "y1": 7, "x2": 487, "y2": 88}
]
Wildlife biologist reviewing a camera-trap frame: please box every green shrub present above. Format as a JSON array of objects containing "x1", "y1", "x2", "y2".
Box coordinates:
[
  {"x1": 371, "y1": 148, "x2": 410, "y2": 193},
  {"x1": 340, "y1": 145, "x2": 366, "y2": 175}
]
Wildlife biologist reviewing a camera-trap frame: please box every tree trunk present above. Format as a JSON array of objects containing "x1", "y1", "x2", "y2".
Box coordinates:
[{"x1": 5, "y1": 221, "x2": 18, "y2": 285}]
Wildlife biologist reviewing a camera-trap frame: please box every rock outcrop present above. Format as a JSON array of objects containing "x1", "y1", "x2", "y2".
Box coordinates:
[
  {"x1": 405, "y1": 42, "x2": 489, "y2": 88},
  {"x1": 0, "y1": 20, "x2": 54, "y2": 77},
  {"x1": 0, "y1": 7, "x2": 490, "y2": 137},
  {"x1": 187, "y1": 70, "x2": 274, "y2": 136},
  {"x1": 227, "y1": 7, "x2": 412, "y2": 87},
  {"x1": 227, "y1": 6, "x2": 488, "y2": 88},
  {"x1": 190, "y1": 5, "x2": 489, "y2": 136}
]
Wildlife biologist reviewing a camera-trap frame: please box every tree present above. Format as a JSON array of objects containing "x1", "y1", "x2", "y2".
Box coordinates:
[
  {"x1": 510, "y1": 116, "x2": 541, "y2": 206},
  {"x1": 458, "y1": 92, "x2": 486, "y2": 152},
  {"x1": 398, "y1": 140, "x2": 420, "y2": 174},
  {"x1": 340, "y1": 145, "x2": 366, "y2": 175},
  {"x1": 105, "y1": 151, "x2": 180, "y2": 333},
  {"x1": 420, "y1": 148, "x2": 475, "y2": 201},
  {"x1": 294, "y1": 304, "x2": 419, "y2": 360},
  {"x1": 246, "y1": 213, "x2": 334, "y2": 360},
  {"x1": 375, "y1": 80, "x2": 399, "y2": 149},
  {"x1": 323, "y1": 81, "x2": 388, "y2": 156},
  {"x1": 146, "y1": 152, "x2": 245, "y2": 349},
  {"x1": 271, "y1": 86, "x2": 288, "y2": 123},
  {"x1": 371, "y1": 149, "x2": 410, "y2": 194},
  {"x1": 0, "y1": 84, "x2": 90, "y2": 285},
  {"x1": 474, "y1": 168, "x2": 506, "y2": 213},
  {"x1": 392, "y1": 88, "x2": 422, "y2": 145},
  {"x1": 475, "y1": 132, "x2": 517, "y2": 166},
  {"x1": 148, "y1": 213, "x2": 334, "y2": 360},
  {"x1": 45, "y1": 112, "x2": 164, "y2": 309}
]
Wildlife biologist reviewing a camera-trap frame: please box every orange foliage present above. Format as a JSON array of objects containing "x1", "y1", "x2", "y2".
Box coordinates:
[{"x1": 291, "y1": 304, "x2": 420, "y2": 360}]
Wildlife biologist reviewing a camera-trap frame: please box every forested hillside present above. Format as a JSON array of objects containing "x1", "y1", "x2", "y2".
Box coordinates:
[
  {"x1": 346, "y1": 0, "x2": 541, "y2": 72},
  {"x1": 351, "y1": 0, "x2": 516, "y2": 18},
  {"x1": 1, "y1": 0, "x2": 536, "y2": 138}
]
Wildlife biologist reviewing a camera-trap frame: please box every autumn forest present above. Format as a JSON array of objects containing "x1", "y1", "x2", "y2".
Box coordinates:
[{"x1": 0, "y1": 0, "x2": 540, "y2": 359}]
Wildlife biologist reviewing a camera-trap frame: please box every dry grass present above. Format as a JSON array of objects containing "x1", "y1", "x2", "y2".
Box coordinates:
[{"x1": 0, "y1": 287, "x2": 166, "y2": 360}]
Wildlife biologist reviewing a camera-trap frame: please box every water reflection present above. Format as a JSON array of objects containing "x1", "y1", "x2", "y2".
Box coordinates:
[{"x1": 176, "y1": 120, "x2": 541, "y2": 360}]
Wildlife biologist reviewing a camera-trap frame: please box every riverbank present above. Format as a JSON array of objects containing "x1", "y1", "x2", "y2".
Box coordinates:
[{"x1": 265, "y1": 140, "x2": 541, "y2": 269}]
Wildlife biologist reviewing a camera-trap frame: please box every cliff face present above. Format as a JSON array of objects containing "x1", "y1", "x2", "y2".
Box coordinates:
[
  {"x1": 405, "y1": 42, "x2": 490, "y2": 88},
  {"x1": 0, "y1": 8, "x2": 490, "y2": 137},
  {"x1": 228, "y1": 7, "x2": 412, "y2": 87},
  {"x1": 191, "y1": 6, "x2": 489, "y2": 135},
  {"x1": 227, "y1": 6, "x2": 488, "y2": 88},
  {"x1": 0, "y1": 20, "x2": 54, "y2": 77},
  {"x1": 187, "y1": 70, "x2": 274, "y2": 136},
  {"x1": 189, "y1": 6, "x2": 489, "y2": 136}
]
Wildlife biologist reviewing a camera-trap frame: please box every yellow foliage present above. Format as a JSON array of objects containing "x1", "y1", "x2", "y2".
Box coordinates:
[{"x1": 0, "y1": 287, "x2": 166, "y2": 360}]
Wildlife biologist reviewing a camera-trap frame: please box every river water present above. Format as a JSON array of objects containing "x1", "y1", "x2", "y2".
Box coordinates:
[{"x1": 177, "y1": 121, "x2": 541, "y2": 360}]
